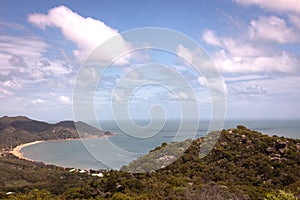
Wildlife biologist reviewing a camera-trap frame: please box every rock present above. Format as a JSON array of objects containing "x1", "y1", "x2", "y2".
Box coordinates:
[
  {"x1": 91, "y1": 172, "x2": 103, "y2": 177},
  {"x1": 275, "y1": 140, "x2": 287, "y2": 150},
  {"x1": 274, "y1": 154, "x2": 281, "y2": 157},
  {"x1": 270, "y1": 156, "x2": 281, "y2": 161},
  {"x1": 266, "y1": 147, "x2": 273, "y2": 154},
  {"x1": 157, "y1": 155, "x2": 175, "y2": 162},
  {"x1": 241, "y1": 135, "x2": 247, "y2": 144},
  {"x1": 279, "y1": 148, "x2": 288, "y2": 154},
  {"x1": 296, "y1": 143, "x2": 300, "y2": 151}
]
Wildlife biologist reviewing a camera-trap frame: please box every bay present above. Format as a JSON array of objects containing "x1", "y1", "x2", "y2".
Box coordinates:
[{"x1": 21, "y1": 120, "x2": 300, "y2": 170}]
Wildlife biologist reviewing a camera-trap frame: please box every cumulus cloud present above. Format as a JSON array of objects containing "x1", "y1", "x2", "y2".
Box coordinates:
[
  {"x1": 177, "y1": 91, "x2": 189, "y2": 100},
  {"x1": 2, "y1": 80, "x2": 21, "y2": 90},
  {"x1": 0, "y1": 34, "x2": 75, "y2": 97},
  {"x1": 31, "y1": 98, "x2": 47, "y2": 105},
  {"x1": 289, "y1": 14, "x2": 300, "y2": 29},
  {"x1": 176, "y1": 44, "x2": 217, "y2": 75},
  {"x1": 249, "y1": 16, "x2": 300, "y2": 43},
  {"x1": 198, "y1": 77, "x2": 227, "y2": 95},
  {"x1": 245, "y1": 85, "x2": 267, "y2": 95},
  {"x1": 233, "y1": 0, "x2": 300, "y2": 14},
  {"x1": 58, "y1": 95, "x2": 71, "y2": 105},
  {"x1": 221, "y1": 38, "x2": 267, "y2": 57},
  {"x1": 202, "y1": 30, "x2": 221, "y2": 46},
  {"x1": 9, "y1": 55, "x2": 27, "y2": 67},
  {"x1": 28, "y1": 5, "x2": 129, "y2": 62},
  {"x1": 202, "y1": 15, "x2": 300, "y2": 74},
  {"x1": 43, "y1": 60, "x2": 74, "y2": 75},
  {"x1": 215, "y1": 49, "x2": 298, "y2": 73},
  {"x1": 0, "y1": 19, "x2": 80, "y2": 116},
  {"x1": 202, "y1": 32, "x2": 268, "y2": 58},
  {"x1": 0, "y1": 88, "x2": 13, "y2": 96}
]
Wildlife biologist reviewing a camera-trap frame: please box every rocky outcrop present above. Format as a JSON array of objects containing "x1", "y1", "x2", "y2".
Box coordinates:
[{"x1": 268, "y1": 140, "x2": 290, "y2": 161}]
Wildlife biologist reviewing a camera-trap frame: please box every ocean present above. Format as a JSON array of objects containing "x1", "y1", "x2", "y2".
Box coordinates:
[{"x1": 20, "y1": 120, "x2": 299, "y2": 170}]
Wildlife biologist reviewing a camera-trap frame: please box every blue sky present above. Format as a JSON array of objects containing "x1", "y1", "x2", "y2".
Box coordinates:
[{"x1": 0, "y1": 0, "x2": 300, "y2": 121}]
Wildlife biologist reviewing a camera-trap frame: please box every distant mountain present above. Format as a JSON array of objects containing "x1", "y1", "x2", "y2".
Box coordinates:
[{"x1": 0, "y1": 116, "x2": 114, "y2": 149}]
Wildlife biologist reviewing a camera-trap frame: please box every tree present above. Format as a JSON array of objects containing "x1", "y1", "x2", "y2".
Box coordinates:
[{"x1": 264, "y1": 190, "x2": 297, "y2": 200}]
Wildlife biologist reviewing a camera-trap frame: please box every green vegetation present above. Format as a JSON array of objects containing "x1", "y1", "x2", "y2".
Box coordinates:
[
  {"x1": 264, "y1": 190, "x2": 297, "y2": 200},
  {"x1": 0, "y1": 121, "x2": 299, "y2": 199}
]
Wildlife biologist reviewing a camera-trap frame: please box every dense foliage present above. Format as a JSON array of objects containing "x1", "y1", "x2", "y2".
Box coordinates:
[{"x1": 0, "y1": 123, "x2": 299, "y2": 199}]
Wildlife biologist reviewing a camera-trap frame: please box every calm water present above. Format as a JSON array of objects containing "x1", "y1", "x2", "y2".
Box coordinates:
[{"x1": 21, "y1": 120, "x2": 300, "y2": 170}]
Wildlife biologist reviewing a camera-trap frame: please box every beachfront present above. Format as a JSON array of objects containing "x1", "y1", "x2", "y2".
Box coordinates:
[{"x1": 10, "y1": 141, "x2": 44, "y2": 161}]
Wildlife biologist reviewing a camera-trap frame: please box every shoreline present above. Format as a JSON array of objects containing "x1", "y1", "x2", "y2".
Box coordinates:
[
  {"x1": 10, "y1": 140, "x2": 45, "y2": 161},
  {"x1": 10, "y1": 134, "x2": 117, "y2": 163}
]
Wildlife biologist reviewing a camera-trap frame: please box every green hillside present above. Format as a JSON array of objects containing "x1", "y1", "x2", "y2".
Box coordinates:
[{"x1": 0, "y1": 124, "x2": 299, "y2": 199}]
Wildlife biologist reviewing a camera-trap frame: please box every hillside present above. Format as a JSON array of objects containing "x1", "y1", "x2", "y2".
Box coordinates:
[
  {"x1": 117, "y1": 126, "x2": 300, "y2": 199},
  {"x1": 0, "y1": 116, "x2": 114, "y2": 149},
  {"x1": 0, "y1": 125, "x2": 299, "y2": 199}
]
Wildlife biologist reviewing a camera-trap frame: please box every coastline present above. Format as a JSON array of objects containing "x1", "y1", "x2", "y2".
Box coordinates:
[
  {"x1": 10, "y1": 140, "x2": 45, "y2": 161},
  {"x1": 10, "y1": 134, "x2": 117, "y2": 162}
]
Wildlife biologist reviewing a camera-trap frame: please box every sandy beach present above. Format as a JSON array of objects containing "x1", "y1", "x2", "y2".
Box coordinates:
[
  {"x1": 10, "y1": 141, "x2": 45, "y2": 161},
  {"x1": 10, "y1": 134, "x2": 117, "y2": 162}
]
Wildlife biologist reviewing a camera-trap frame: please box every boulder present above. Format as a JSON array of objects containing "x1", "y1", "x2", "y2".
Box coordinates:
[{"x1": 275, "y1": 140, "x2": 287, "y2": 150}]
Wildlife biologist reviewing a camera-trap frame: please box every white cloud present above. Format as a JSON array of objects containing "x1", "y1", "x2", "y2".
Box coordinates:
[
  {"x1": 31, "y1": 98, "x2": 47, "y2": 105},
  {"x1": 2, "y1": 80, "x2": 21, "y2": 89},
  {"x1": 198, "y1": 77, "x2": 227, "y2": 95},
  {"x1": 221, "y1": 38, "x2": 267, "y2": 57},
  {"x1": 0, "y1": 35, "x2": 48, "y2": 58},
  {"x1": 202, "y1": 20, "x2": 300, "y2": 74},
  {"x1": 226, "y1": 75, "x2": 300, "y2": 104},
  {"x1": 289, "y1": 14, "x2": 300, "y2": 29},
  {"x1": 223, "y1": 74, "x2": 267, "y2": 82},
  {"x1": 176, "y1": 44, "x2": 216, "y2": 75},
  {"x1": 0, "y1": 33, "x2": 74, "y2": 81},
  {"x1": 28, "y1": 5, "x2": 129, "y2": 62},
  {"x1": 177, "y1": 91, "x2": 188, "y2": 100},
  {"x1": 42, "y1": 60, "x2": 74, "y2": 75},
  {"x1": 58, "y1": 95, "x2": 72, "y2": 105},
  {"x1": 9, "y1": 55, "x2": 27, "y2": 67},
  {"x1": 249, "y1": 16, "x2": 300, "y2": 43},
  {"x1": 0, "y1": 34, "x2": 75, "y2": 99},
  {"x1": 0, "y1": 35, "x2": 48, "y2": 74},
  {"x1": 233, "y1": 0, "x2": 300, "y2": 14},
  {"x1": 202, "y1": 30, "x2": 221, "y2": 46},
  {"x1": 0, "y1": 88, "x2": 13, "y2": 96},
  {"x1": 214, "y1": 49, "x2": 298, "y2": 73},
  {"x1": 245, "y1": 85, "x2": 267, "y2": 95}
]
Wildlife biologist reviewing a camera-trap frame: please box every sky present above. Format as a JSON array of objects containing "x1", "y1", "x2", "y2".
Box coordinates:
[{"x1": 0, "y1": 0, "x2": 300, "y2": 122}]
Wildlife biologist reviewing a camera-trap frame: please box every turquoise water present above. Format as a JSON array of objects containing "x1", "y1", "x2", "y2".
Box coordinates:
[{"x1": 21, "y1": 120, "x2": 300, "y2": 170}]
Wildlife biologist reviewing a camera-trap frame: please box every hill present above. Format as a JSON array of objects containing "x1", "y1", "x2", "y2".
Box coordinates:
[
  {"x1": 0, "y1": 124, "x2": 299, "y2": 199},
  {"x1": 0, "y1": 116, "x2": 114, "y2": 149},
  {"x1": 118, "y1": 126, "x2": 300, "y2": 199}
]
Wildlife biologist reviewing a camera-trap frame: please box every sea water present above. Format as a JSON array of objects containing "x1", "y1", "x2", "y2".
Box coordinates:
[{"x1": 21, "y1": 120, "x2": 300, "y2": 170}]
